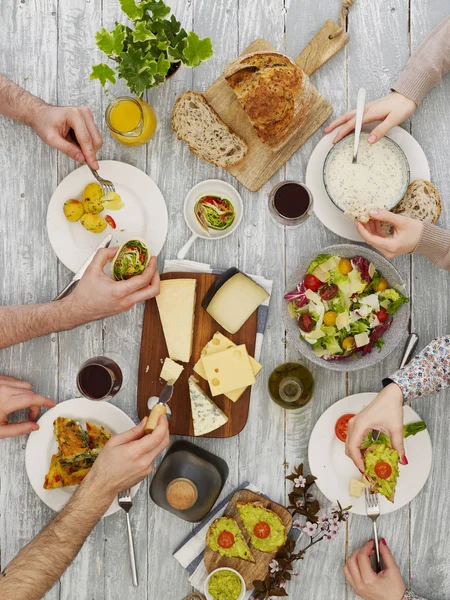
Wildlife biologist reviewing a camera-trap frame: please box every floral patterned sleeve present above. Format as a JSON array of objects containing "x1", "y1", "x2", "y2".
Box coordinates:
[
  {"x1": 403, "y1": 591, "x2": 426, "y2": 600},
  {"x1": 382, "y1": 336, "x2": 450, "y2": 404}
]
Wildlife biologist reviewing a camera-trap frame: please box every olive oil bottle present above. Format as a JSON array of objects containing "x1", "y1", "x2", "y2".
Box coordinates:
[{"x1": 268, "y1": 362, "x2": 314, "y2": 409}]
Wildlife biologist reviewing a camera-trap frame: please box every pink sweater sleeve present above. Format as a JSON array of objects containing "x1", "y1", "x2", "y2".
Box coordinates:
[{"x1": 393, "y1": 17, "x2": 450, "y2": 105}]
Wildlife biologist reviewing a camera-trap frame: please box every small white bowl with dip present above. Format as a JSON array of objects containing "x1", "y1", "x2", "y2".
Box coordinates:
[
  {"x1": 323, "y1": 132, "x2": 410, "y2": 219},
  {"x1": 204, "y1": 567, "x2": 246, "y2": 600}
]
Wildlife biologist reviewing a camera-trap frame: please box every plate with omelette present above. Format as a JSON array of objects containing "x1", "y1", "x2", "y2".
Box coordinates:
[
  {"x1": 25, "y1": 398, "x2": 140, "y2": 517},
  {"x1": 204, "y1": 489, "x2": 292, "y2": 589}
]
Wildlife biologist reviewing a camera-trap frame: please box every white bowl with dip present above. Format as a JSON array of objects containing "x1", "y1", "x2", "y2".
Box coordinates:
[
  {"x1": 177, "y1": 179, "x2": 243, "y2": 259},
  {"x1": 204, "y1": 567, "x2": 246, "y2": 600},
  {"x1": 323, "y1": 132, "x2": 410, "y2": 218}
]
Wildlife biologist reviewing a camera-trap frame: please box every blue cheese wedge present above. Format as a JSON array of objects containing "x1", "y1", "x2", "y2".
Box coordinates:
[{"x1": 188, "y1": 377, "x2": 228, "y2": 436}]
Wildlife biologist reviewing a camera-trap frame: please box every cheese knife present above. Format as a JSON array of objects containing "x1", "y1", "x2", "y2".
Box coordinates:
[
  {"x1": 371, "y1": 333, "x2": 419, "y2": 442},
  {"x1": 53, "y1": 233, "x2": 113, "y2": 301},
  {"x1": 145, "y1": 382, "x2": 174, "y2": 434}
]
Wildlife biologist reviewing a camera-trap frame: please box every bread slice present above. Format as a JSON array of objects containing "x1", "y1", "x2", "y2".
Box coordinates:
[
  {"x1": 171, "y1": 91, "x2": 248, "y2": 167},
  {"x1": 224, "y1": 51, "x2": 312, "y2": 150},
  {"x1": 393, "y1": 179, "x2": 441, "y2": 224}
]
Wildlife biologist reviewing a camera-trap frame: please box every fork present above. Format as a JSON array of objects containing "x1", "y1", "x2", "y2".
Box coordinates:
[
  {"x1": 88, "y1": 164, "x2": 116, "y2": 194},
  {"x1": 365, "y1": 487, "x2": 382, "y2": 572},
  {"x1": 118, "y1": 489, "x2": 138, "y2": 587}
]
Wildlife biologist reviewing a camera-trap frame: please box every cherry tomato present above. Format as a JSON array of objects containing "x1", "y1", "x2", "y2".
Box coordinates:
[
  {"x1": 342, "y1": 336, "x2": 355, "y2": 351},
  {"x1": 304, "y1": 274, "x2": 322, "y2": 291},
  {"x1": 338, "y1": 258, "x2": 353, "y2": 275},
  {"x1": 217, "y1": 531, "x2": 235, "y2": 549},
  {"x1": 374, "y1": 461, "x2": 392, "y2": 480},
  {"x1": 298, "y1": 312, "x2": 314, "y2": 333},
  {"x1": 253, "y1": 522, "x2": 271, "y2": 539},
  {"x1": 323, "y1": 311, "x2": 338, "y2": 326},
  {"x1": 376, "y1": 307, "x2": 388, "y2": 323},
  {"x1": 334, "y1": 414, "x2": 355, "y2": 442},
  {"x1": 320, "y1": 284, "x2": 338, "y2": 301},
  {"x1": 105, "y1": 215, "x2": 116, "y2": 229},
  {"x1": 372, "y1": 278, "x2": 388, "y2": 292}
]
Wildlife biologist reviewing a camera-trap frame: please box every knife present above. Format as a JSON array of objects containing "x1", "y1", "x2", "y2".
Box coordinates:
[
  {"x1": 371, "y1": 333, "x2": 419, "y2": 442},
  {"x1": 145, "y1": 382, "x2": 174, "y2": 434},
  {"x1": 53, "y1": 234, "x2": 113, "y2": 301}
]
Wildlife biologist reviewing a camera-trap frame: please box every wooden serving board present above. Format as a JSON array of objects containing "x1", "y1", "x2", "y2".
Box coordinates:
[
  {"x1": 203, "y1": 21, "x2": 348, "y2": 192},
  {"x1": 204, "y1": 489, "x2": 293, "y2": 590},
  {"x1": 137, "y1": 273, "x2": 257, "y2": 438}
]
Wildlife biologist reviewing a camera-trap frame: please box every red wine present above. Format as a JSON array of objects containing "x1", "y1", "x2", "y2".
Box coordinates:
[
  {"x1": 78, "y1": 365, "x2": 113, "y2": 400},
  {"x1": 274, "y1": 182, "x2": 311, "y2": 218}
]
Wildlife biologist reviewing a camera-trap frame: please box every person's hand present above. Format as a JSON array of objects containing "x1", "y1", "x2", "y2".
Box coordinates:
[
  {"x1": 325, "y1": 92, "x2": 417, "y2": 145},
  {"x1": 343, "y1": 539, "x2": 406, "y2": 600},
  {"x1": 85, "y1": 415, "x2": 170, "y2": 499},
  {"x1": 0, "y1": 375, "x2": 56, "y2": 439},
  {"x1": 355, "y1": 210, "x2": 424, "y2": 259},
  {"x1": 64, "y1": 248, "x2": 160, "y2": 325},
  {"x1": 346, "y1": 384, "x2": 406, "y2": 472},
  {"x1": 31, "y1": 104, "x2": 102, "y2": 169}
]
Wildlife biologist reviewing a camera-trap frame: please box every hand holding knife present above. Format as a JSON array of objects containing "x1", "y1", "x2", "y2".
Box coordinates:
[
  {"x1": 53, "y1": 234, "x2": 113, "y2": 301},
  {"x1": 145, "y1": 382, "x2": 173, "y2": 434}
]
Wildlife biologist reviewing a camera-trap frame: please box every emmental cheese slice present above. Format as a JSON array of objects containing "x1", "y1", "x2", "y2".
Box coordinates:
[
  {"x1": 155, "y1": 279, "x2": 196, "y2": 363},
  {"x1": 188, "y1": 377, "x2": 228, "y2": 436},
  {"x1": 204, "y1": 272, "x2": 269, "y2": 334},
  {"x1": 193, "y1": 332, "x2": 262, "y2": 402},
  {"x1": 201, "y1": 344, "x2": 255, "y2": 397},
  {"x1": 159, "y1": 358, "x2": 184, "y2": 384}
]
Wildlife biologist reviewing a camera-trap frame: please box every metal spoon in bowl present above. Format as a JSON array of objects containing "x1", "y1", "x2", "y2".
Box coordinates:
[{"x1": 352, "y1": 87, "x2": 367, "y2": 163}]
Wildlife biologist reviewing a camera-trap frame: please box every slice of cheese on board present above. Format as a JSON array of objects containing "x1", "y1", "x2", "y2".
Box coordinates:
[
  {"x1": 159, "y1": 358, "x2": 184, "y2": 384},
  {"x1": 204, "y1": 272, "x2": 269, "y2": 334},
  {"x1": 188, "y1": 377, "x2": 228, "y2": 436},
  {"x1": 193, "y1": 332, "x2": 262, "y2": 402},
  {"x1": 201, "y1": 344, "x2": 255, "y2": 397},
  {"x1": 156, "y1": 279, "x2": 196, "y2": 363}
]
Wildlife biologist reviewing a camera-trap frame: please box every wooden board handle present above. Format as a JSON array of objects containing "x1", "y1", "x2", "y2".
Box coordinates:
[
  {"x1": 295, "y1": 20, "x2": 349, "y2": 76},
  {"x1": 145, "y1": 404, "x2": 167, "y2": 434}
]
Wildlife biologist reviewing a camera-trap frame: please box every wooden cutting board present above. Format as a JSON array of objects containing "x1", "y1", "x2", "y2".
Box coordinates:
[
  {"x1": 203, "y1": 20, "x2": 348, "y2": 191},
  {"x1": 137, "y1": 273, "x2": 258, "y2": 437},
  {"x1": 204, "y1": 489, "x2": 293, "y2": 590}
]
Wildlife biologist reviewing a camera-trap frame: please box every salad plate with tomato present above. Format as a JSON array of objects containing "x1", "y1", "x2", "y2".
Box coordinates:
[
  {"x1": 284, "y1": 244, "x2": 410, "y2": 371},
  {"x1": 308, "y1": 392, "x2": 432, "y2": 515}
]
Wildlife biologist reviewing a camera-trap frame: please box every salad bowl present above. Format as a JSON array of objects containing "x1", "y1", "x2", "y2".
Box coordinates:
[{"x1": 283, "y1": 244, "x2": 410, "y2": 372}]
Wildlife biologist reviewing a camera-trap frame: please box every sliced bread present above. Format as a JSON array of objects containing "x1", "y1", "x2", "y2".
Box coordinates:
[
  {"x1": 171, "y1": 91, "x2": 248, "y2": 168},
  {"x1": 393, "y1": 179, "x2": 441, "y2": 223}
]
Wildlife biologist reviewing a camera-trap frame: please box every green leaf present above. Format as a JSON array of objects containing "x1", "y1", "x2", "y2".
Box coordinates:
[
  {"x1": 95, "y1": 25, "x2": 125, "y2": 56},
  {"x1": 119, "y1": 0, "x2": 143, "y2": 20},
  {"x1": 182, "y1": 31, "x2": 213, "y2": 67},
  {"x1": 132, "y1": 21, "x2": 156, "y2": 42},
  {"x1": 90, "y1": 63, "x2": 116, "y2": 86},
  {"x1": 155, "y1": 51, "x2": 170, "y2": 76},
  {"x1": 141, "y1": 0, "x2": 171, "y2": 20}
]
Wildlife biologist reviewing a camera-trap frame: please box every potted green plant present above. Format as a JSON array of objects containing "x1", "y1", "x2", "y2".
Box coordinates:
[{"x1": 90, "y1": 0, "x2": 213, "y2": 97}]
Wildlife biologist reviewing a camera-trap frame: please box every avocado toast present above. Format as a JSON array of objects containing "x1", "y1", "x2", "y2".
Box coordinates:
[
  {"x1": 364, "y1": 443, "x2": 399, "y2": 502},
  {"x1": 236, "y1": 501, "x2": 287, "y2": 552},
  {"x1": 206, "y1": 517, "x2": 254, "y2": 562}
]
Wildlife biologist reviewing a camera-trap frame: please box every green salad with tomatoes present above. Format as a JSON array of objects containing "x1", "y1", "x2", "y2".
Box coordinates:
[{"x1": 285, "y1": 254, "x2": 409, "y2": 360}]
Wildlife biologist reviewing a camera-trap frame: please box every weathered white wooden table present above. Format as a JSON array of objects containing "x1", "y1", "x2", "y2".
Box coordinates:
[{"x1": 1, "y1": 1, "x2": 449, "y2": 599}]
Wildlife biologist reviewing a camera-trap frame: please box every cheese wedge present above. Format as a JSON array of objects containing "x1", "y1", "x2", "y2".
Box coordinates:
[
  {"x1": 159, "y1": 358, "x2": 184, "y2": 384},
  {"x1": 188, "y1": 377, "x2": 228, "y2": 436},
  {"x1": 205, "y1": 272, "x2": 269, "y2": 334},
  {"x1": 156, "y1": 279, "x2": 196, "y2": 363},
  {"x1": 193, "y1": 332, "x2": 262, "y2": 402},
  {"x1": 201, "y1": 344, "x2": 255, "y2": 397}
]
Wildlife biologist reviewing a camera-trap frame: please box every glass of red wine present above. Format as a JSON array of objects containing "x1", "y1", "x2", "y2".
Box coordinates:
[
  {"x1": 268, "y1": 180, "x2": 314, "y2": 228},
  {"x1": 77, "y1": 356, "x2": 123, "y2": 402}
]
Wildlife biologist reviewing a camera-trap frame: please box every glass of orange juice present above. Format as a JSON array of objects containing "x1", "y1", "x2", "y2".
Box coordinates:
[{"x1": 105, "y1": 96, "x2": 157, "y2": 146}]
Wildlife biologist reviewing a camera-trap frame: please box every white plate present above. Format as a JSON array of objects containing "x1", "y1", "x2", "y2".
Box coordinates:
[
  {"x1": 25, "y1": 398, "x2": 140, "y2": 517},
  {"x1": 306, "y1": 124, "x2": 430, "y2": 242},
  {"x1": 308, "y1": 392, "x2": 432, "y2": 515},
  {"x1": 47, "y1": 160, "x2": 168, "y2": 273}
]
